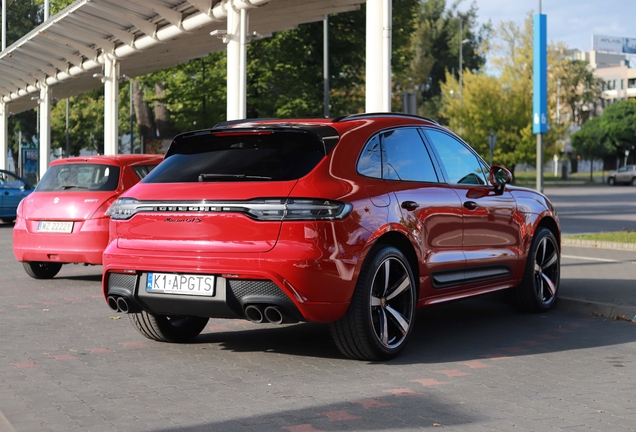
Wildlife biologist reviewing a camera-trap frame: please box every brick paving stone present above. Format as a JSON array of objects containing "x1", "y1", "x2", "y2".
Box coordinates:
[{"x1": 2, "y1": 227, "x2": 636, "y2": 432}]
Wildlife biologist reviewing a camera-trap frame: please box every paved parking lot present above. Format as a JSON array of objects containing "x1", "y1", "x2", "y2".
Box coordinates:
[{"x1": 1, "y1": 215, "x2": 636, "y2": 431}]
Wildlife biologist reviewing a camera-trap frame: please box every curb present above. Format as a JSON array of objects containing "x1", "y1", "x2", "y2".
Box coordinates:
[
  {"x1": 557, "y1": 297, "x2": 636, "y2": 322},
  {"x1": 562, "y1": 238, "x2": 636, "y2": 251}
]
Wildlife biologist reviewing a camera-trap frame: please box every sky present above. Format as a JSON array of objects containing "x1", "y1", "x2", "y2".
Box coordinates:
[{"x1": 457, "y1": 0, "x2": 636, "y2": 53}]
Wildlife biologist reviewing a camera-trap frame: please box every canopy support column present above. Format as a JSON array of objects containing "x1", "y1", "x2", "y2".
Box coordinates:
[
  {"x1": 226, "y1": 3, "x2": 248, "y2": 121},
  {"x1": 0, "y1": 102, "x2": 7, "y2": 170},
  {"x1": 39, "y1": 84, "x2": 51, "y2": 178},
  {"x1": 104, "y1": 54, "x2": 119, "y2": 155},
  {"x1": 365, "y1": 0, "x2": 392, "y2": 112}
]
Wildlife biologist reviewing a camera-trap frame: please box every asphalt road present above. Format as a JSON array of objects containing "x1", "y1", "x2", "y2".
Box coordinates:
[
  {"x1": 0, "y1": 186, "x2": 635, "y2": 432},
  {"x1": 544, "y1": 184, "x2": 636, "y2": 235}
]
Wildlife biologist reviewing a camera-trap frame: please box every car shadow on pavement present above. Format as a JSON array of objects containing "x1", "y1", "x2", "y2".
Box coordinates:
[
  {"x1": 150, "y1": 392, "x2": 480, "y2": 431},
  {"x1": 54, "y1": 273, "x2": 102, "y2": 283},
  {"x1": 190, "y1": 293, "x2": 636, "y2": 364}
]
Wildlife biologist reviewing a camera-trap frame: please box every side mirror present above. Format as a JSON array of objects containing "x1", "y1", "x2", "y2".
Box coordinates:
[{"x1": 489, "y1": 165, "x2": 512, "y2": 195}]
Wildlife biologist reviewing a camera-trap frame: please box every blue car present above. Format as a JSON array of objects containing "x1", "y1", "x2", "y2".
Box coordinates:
[{"x1": 0, "y1": 170, "x2": 33, "y2": 223}]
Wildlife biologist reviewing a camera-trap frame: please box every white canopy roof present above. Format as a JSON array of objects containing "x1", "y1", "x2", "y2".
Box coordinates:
[{"x1": 0, "y1": 0, "x2": 362, "y2": 114}]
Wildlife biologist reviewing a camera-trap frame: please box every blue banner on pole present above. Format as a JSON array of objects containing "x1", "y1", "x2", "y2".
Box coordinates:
[{"x1": 533, "y1": 13, "x2": 547, "y2": 134}]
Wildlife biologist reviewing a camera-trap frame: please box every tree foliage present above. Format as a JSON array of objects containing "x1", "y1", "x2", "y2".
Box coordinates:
[
  {"x1": 551, "y1": 58, "x2": 603, "y2": 125},
  {"x1": 50, "y1": 89, "x2": 104, "y2": 156},
  {"x1": 570, "y1": 116, "x2": 611, "y2": 179},
  {"x1": 399, "y1": 0, "x2": 489, "y2": 119},
  {"x1": 571, "y1": 101, "x2": 636, "y2": 168},
  {"x1": 4, "y1": 0, "x2": 611, "y2": 175},
  {"x1": 599, "y1": 100, "x2": 636, "y2": 155},
  {"x1": 139, "y1": 0, "x2": 419, "y2": 131},
  {"x1": 440, "y1": 13, "x2": 563, "y2": 174}
]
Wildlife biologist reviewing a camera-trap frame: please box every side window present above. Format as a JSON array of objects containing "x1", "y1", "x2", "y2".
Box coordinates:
[
  {"x1": 0, "y1": 172, "x2": 26, "y2": 189},
  {"x1": 357, "y1": 135, "x2": 382, "y2": 179},
  {"x1": 381, "y1": 128, "x2": 438, "y2": 182},
  {"x1": 425, "y1": 129, "x2": 487, "y2": 185},
  {"x1": 132, "y1": 164, "x2": 159, "y2": 180}
]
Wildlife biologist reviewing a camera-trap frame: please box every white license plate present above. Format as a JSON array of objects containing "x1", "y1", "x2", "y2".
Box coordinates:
[
  {"x1": 146, "y1": 273, "x2": 215, "y2": 297},
  {"x1": 38, "y1": 221, "x2": 74, "y2": 233}
]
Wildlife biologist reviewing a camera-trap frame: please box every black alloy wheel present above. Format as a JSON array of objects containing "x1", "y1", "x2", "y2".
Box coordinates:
[
  {"x1": 513, "y1": 228, "x2": 560, "y2": 312},
  {"x1": 330, "y1": 245, "x2": 416, "y2": 361}
]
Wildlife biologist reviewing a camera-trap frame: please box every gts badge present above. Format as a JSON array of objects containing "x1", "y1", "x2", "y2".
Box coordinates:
[{"x1": 165, "y1": 217, "x2": 202, "y2": 223}]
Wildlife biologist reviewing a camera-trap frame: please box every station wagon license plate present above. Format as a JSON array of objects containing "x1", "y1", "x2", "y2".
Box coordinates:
[
  {"x1": 146, "y1": 273, "x2": 215, "y2": 297},
  {"x1": 38, "y1": 221, "x2": 74, "y2": 233}
]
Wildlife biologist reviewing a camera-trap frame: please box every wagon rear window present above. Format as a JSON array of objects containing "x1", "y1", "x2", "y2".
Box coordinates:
[{"x1": 143, "y1": 130, "x2": 327, "y2": 183}]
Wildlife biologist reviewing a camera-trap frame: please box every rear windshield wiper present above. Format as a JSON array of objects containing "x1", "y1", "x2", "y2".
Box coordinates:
[
  {"x1": 61, "y1": 185, "x2": 89, "y2": 190},
  {"x1": 198, "y1": 174, "x2": 273, "y2": 182}
]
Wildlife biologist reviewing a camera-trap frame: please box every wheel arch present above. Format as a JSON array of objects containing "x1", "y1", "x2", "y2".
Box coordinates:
[
  {"x1": 536, "y1": 216, "x2": 561, "y2": 249},
  {"x1": 369, "y1": 231, "x2": 420, "y2": 299}
]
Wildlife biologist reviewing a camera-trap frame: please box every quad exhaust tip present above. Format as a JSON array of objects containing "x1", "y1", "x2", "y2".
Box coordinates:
[
  {"x1": 264, "y1": 306, "x2": 284, "y2": 325},
  {"x1": 244, "y1": 305, "x2": 265, "y2": 323},
  {"x1": 244, "y1": 305, "x2": 286, "y2": 324},
  {"x1": 107, "y1": 295, "x2": 136, "y2": 313}
]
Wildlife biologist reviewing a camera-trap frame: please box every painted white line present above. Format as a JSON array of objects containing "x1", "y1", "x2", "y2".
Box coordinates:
[
  {"x1": 562, "y1": 255, "x2": 636, "y2": 264},
  {"x1": 0, "y1": 409, "x2": 16, "y2": 432}
]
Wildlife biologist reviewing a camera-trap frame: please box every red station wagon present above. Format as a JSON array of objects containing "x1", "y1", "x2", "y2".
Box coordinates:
[
  {"x1": 102, "y1": 114, "x2": 561, "y2": 360},
  {"x1": 13, "y1": 154, "x2": 164, "y2": 279}
]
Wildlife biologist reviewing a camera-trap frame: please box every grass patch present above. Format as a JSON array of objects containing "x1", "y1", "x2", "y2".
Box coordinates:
[
  {"x1": 512, "y1": 170, "x2": 608, "y2": 185},
  {"x1": 565, "y1": 231, "x2": 636, "y2": 244}
]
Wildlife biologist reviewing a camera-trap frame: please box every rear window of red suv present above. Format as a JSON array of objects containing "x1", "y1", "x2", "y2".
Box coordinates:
[
  {"x1": 143, "y1": 129, "x2": 330, "y2": 183},
  {"x1": 35, "y1": 164, "x2": 121, "y2": 192}
]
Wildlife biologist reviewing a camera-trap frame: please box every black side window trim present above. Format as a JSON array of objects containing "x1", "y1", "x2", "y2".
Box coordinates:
[{"x1": 356, "y1": 127, "x2": 441, "y2": 183}]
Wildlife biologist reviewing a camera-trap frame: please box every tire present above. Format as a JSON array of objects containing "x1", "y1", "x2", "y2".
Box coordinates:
[
  {"x1": 129, "y1": 310, "x2": 209, "y2": 343},
  {"x1": 1, "y1": 218, "x2": 15, "y2": 224},
  {"x1": 608, "y1": 177, "x2": 616, "y2": 186},
  {"x1": 23, "y1": 262, "x2": 63, "y2": 279},
  {"x1": 330, "y1": 245, "x2": 416, "y2": 361},
  {"x1": 631, "y1": 178, "x2": 636, "y2": 186},
  {"x1": 512, "y1": 228, "x2": 560, "y2": 313}
]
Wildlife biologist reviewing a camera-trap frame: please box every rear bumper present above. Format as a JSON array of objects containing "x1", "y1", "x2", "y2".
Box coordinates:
[
  {"x1": 102, "y1": 234, "x2": 362, "y2": 323},
  {"x1": 13, "y1": 216, "x2": 109, "y2": 264}
]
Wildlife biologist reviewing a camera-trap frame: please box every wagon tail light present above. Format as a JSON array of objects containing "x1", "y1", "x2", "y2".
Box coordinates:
[{"x1": 105, "y1": 198, "x2": 352, "y2": 221}]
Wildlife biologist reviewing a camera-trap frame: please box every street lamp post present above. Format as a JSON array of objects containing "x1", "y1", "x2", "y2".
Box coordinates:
[
  {"x1": 488, "y1": 129, "x2": 497, "y2": 166},
  {"x1": 323, "y1": 15, "x2": 329, "y2": 118},
  {"x1": 459, "y1": 20, "x2": 469, "y2": 135},
  {"x1": 65, "y1": 98, "x2": 69, "y2": 157}
]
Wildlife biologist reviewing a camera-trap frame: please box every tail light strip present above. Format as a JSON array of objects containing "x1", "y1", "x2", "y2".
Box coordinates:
[{"x1": 105, "y1": 198, "x2": 352, "y2": 221}]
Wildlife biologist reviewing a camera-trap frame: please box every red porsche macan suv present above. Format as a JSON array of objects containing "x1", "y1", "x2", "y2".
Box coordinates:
[{"x1": 102, "y1": 114, "x2": 561, "y2": 360}]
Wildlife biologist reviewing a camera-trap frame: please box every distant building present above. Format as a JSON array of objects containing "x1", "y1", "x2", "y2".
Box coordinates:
[{"x1": 574, "y1": 49, "x2": 636, "y2": 109}]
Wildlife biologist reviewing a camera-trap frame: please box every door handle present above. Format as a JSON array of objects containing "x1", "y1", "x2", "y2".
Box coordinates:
[
  {"x1": 3, "y1": 191, "x2": 9, "y2": 195},
  {"x1": 401, "y1": 201, "x2": 419, "y2": 211},
  {"x1": 463, "y1": 201, "x2": 478, "y2": 210}
]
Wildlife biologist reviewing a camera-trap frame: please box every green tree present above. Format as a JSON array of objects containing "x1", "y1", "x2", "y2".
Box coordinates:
[
  {"x1": 1, "y1": 0, "x2": 41, "y2": 158},
  {"x1": 50, "y1": 89, "x2": 104, "y2": 156},
  {"x1": 400, "y1": 0, "x2": 489, "y2": 119},
  {"x1": 440, "y1": 70, "x2": 535, "y2": 175},
  {"x1": 247, "y1": 0, "x2": 418, "y2": 117},
  {"x1": 570, "y1": 117, "x2": 611, "y2": 180},
  {"x1": 552, "y1": 58, "x2": 603, "y2": 126},
  {"x1": 139, "y1": 1, "x2": 418, "y2": 134},
  {"x1": 440, "y1": 13, "x2": 571, "y2": 177},
  {"x1": 599, "y1": 100, "x2": 636, "y2": 158}
]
